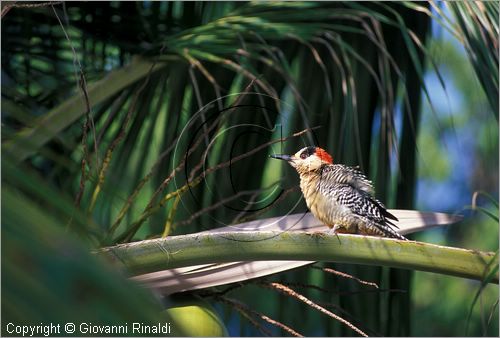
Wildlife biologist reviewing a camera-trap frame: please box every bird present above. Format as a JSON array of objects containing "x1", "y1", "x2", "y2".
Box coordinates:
[{"x1": 270, "y1": 146, "x2": 407, "y2": 240}]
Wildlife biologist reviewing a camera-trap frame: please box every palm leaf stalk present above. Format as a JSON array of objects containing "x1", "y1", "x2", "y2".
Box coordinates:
[
  {"x1": 99, "y1": 211, "x2": 498, "y2": 293},
  {"x1": 100, "y1": 230, "x2": 498, "y2": 284}
]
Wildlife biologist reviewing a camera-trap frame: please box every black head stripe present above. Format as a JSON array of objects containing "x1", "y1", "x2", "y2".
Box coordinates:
[{"x1": 301, "y1": 146, "x2": 317, "y2": 158}]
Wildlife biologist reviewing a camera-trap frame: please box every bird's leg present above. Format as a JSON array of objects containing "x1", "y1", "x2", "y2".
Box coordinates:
[
  {"x1": 329, "y1": 225, "x2": 342, "y2": 244},
  {"x1": 327, "y1": 225, "x2": 339, "y2": 235}
]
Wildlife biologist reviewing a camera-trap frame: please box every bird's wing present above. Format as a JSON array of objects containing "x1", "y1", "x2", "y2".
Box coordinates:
[
  {"x1": 320, "y1": 164, "x2": 398, "y2": 223},
  {"x1": 320, "y1": 164, "x2": 374, "y2": 194},
  {"x1": 329, "y1": 184, "x2": 397, "y2": 229}
]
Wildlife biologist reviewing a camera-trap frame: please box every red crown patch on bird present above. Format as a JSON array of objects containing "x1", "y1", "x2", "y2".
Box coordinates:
[{"x1": 315, "y1": 147, "x2": 333, "y2": 164}]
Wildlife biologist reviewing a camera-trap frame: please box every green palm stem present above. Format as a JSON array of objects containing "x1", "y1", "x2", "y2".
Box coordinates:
[{"x1": 100, "y1": 231, "x2": 498, "y2": 284}]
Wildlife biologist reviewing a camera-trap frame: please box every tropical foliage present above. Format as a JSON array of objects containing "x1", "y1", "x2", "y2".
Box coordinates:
[{"x1": 2, "y1": 1, "x2": 498, "y2": 336}]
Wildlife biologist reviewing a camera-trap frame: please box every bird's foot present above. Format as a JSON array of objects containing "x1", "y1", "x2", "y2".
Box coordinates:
[
  {"x1": 327, "y1": 226, "x2": 338, "y2": 235},
  {"x1": 329, "y1": 225, "x2": 342, "y2": 244}
]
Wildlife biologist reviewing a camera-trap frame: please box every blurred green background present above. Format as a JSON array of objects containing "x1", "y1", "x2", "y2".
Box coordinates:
[{"x1": 2, "y1": 1, "x2": 498, "y2": 336}]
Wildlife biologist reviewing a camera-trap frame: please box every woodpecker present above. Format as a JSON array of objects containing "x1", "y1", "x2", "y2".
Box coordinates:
[{"x1": 270, "y1": 146, "x2": 407, "y2": 240}]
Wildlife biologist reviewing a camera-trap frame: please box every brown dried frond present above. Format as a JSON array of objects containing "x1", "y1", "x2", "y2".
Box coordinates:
[
  {"x1": 311, "y1": 265, "x2": 379, "y2": 289},
  {"x1": 216, "y1": 295, "x2": 303, "y2": 337},
  {"x1": 260, "y1": 281, "x2": 368, "y2": 337}
]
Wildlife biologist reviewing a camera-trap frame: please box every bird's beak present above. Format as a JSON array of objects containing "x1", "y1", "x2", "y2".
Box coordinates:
[{"x1": 270, "y1": 154, "x2": 292, "y2": 161}]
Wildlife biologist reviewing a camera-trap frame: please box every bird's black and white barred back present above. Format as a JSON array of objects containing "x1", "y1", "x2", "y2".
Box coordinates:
[{"x1": 319, "y1": 163, "x2": 374, "y2": 194}]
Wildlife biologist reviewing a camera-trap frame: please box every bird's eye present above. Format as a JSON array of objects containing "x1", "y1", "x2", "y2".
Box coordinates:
[{"x1": 300, "y1": 152, "x2": 308, "y2": 159}]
